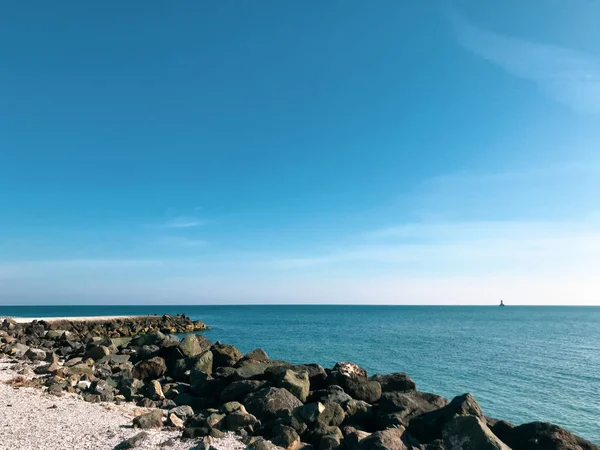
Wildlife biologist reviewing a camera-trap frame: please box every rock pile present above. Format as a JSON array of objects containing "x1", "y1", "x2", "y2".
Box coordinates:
[{"x1": 0, "y1": 316, "x2": 597, "y2": 450}]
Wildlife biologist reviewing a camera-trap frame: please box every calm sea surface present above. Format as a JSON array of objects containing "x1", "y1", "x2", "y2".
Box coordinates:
[{"x1": 2, "y1": 305, "x2": 599, "y2": 443}]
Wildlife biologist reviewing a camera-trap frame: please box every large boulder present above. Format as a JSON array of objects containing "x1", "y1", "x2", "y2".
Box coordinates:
[
  {"x1": 220, "y1": 380, "x2": 267, "y2": 403},
  {"x1": 276, "y1": 369, "x2": 310, "y2": 402},
  {"x1": 308, "y1": 385, "x2": 353, "y2": 405},
  {"x1": 178, "y1": 334, "x2": 212, "y2": 358},
  {"x1": 212, "y1": 343, "x2": 243, "y2": 368},
  {"x1": 376, "y1": 391, "x2": 448, "y2": 429},
  {"x1": 443, "y1": 415, "x2": 510, "y2": 450},
  {"x1": 132, "y1": 357, "x2": 167, "y2": 380},
  {"x1": 190, "y1": 351, "x2": 214, "y2": 375},
  {"x1": 295, "y1": 402, "x2": 326, "y2": 424},
  {"x1": 409, "y1": 393, "x2": 483, "y2": 443},
  {"x1": 237, "y1": 348, "x2": 270, "y2": 366},
  {"x1": 244, "y1": 387, "x2": 303, "y2": 422},
  {"x1": 271, "y1": 424, "x2": 301, "y2": 450},
  {"x1": 131, "y1": 331, "x2": 166, "y2": 347},
  {"x1": 328, "y1": 362, "x2": 381, "y2": 403},
  {"x1": 370, "y1": 373, "x2": 416, "y2": 392},
  {"x1": 492, "y1": 421, "x2": 600, "y2": 450}
]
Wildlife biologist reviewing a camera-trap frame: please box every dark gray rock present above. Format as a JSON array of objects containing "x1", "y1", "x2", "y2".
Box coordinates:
[
  {"x1": 220, "y1": 380, "x2": 267, "y2": 403},
  {"x1": 492, "y1": 421, "x2": 600, "y2": 450},
  {"x1": 370, "y1": 373, "x2": 416, "y2": 392},
  {"x1": 358, "y1": 427, "x2": 407, "y2": 449},
  {"x1": 212, "y1": 343, "x2": 243, "y2": 368},
  {"x1": 409, "y1": 393, "x2": 483, "y2": 443},
  {"x1": 244, "y1": 387, "x2": 303, "y2": 421},
  {"x1": 442, "y1": 415, "x2": 510, "y2": 450}
]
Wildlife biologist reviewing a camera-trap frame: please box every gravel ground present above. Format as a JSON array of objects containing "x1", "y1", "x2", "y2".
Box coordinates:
[{"x1": 0, "y1": 359, "x2": 246, "y2": 450}]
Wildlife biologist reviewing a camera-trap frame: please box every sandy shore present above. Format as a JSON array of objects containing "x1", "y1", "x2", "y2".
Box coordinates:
[
  {"x1": 3, "y1": 316, "x2": 157, "y2": 324},
  {"x1": 0, "y1": 359, "x2": 245, "y2": 450}
]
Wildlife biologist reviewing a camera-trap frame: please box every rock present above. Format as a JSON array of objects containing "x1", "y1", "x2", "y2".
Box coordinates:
[
  {"x1": 212, "y1": 343, "x2": 243, "y2": 368},
  {"x1": 25, "y1": 348, "x2": 46, "y2": 361},
  {"x1": 131, "y1": 331, "x2": 166, "y2": 347},
  {"x1": 225, "y1": 411, "x2": 258, "y2": 430},
  {"x1": 276, "y1": 369, "x2": 310, "y2": 402},
  {"x1": 221, "y1": 401, "x2": 246, "y2": 413},
  {"x1": 328, "y1": 362, "x2": 368, "y2": 385},
  {"x1": 308, "y1": 386, "x2": 353, "y2": 405},
  {"x1": 182, "y1": 427, "x2": 211, "y2": 439},
  {"x1": 178, "y1": 334, "x2": 212, "y2": 358},
  {"x1": 9, "y1": 343, "x2": 30, "y2": 357},
  {"x1": 147, "y1": 379, "x2": 165, "y2": 400},
  {"x1": 206, "y1": 412, "x2": 226, "y2": 427},
  {"x1": 370, "y1": 373, "x2": 416, "y2": 392},
  {"x1": 137, "y1": 345, "x2": 160, "y2": 360},
  {"x1": 85, "y1": 345, "x2": 111, "y2": 361},
  {"x1": 247, "y1": 438, "x2": 286, "y2": 450},
  {"x1": 169, "y1": 405, "x2": 195, "y2": 419},
  {"x1": 238, "y1": 348, "x2": 270, "y2": 365},
  {"x1": 190, "y1": 350, "x2": 214, "y2": 375},
  {"x1": 295, "y1": 402, "x2": 326, "y2": 423},
  {"x1": 492, "y1": 421, "x2": 600, "y2": 450},
  {"x1": 220, "y1": 380, "x2": 267, "y2": 403},
  {"x1": 133, "y1": 409, "x2": 163, "y2": 429},
  {"x1": 319, "y1": 434, "x2": 343, "y2": 450},
  {"x1": 298, "y1": 364, "x2": 327, "y2": 390},
  {"x1": 442, "y1": 415, "x2": 510, "y2": 450},
  {"x1": 168, "y1": 413, "x2": 185, "y2": 428},
  {"x1": 342, "y1": 399, "x2": 374, "y2": 428},
  {"x1": 318, "y1": 403, "x2": 345, "y2": 427},
  {"x1": 114, "y1": 431, "x2": 150, "y2": 449},
  {"x1": 234, "y1": 361, "x2": 292, "y2": 380},
  {"x1": 302, "y1": 423, "x2": 343, "y2": 448},
  {"x1": 272, "y1": 424, "x2": 301, "y2": 450},
  {"x1": 190, "y1": 369, "x2": 216, "y2": 396},
  {"x1": 358, "y1": 427, "x2": 408, "y2": 449},
  {"x1": 409, "y1": 393, "x2": 483, "y2": 442},
  {"x1": 132, "y1": 357, "x2": 167, "y2": 380},
  {"x1": 376, "y1": 391, "x2": 448, "y2": 428},
  {"x1": 244, "y1": 387, "x2": 304, "y2": 421},
  {"x1": 67, "y1": 363, "x2": 94, "y2": 376},
  {"x1": 343, "y1": 426, "x2": 371, "y2": 450},
  {"x1": 344, "y1": 378, "x2": 381, "y2": 403}
]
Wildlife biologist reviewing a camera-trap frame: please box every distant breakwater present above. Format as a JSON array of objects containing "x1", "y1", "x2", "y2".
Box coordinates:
[{"x1": 0, "y1": 315, "x2": 598, "y2": 450}]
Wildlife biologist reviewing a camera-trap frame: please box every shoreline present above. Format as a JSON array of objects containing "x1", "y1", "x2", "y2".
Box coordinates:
[
  {"x1": 1, "y1": 315, "x2": 598, "y2": 450},
  {"x1": 5, "y1": 315, "x2": 158, "y2": 324}
]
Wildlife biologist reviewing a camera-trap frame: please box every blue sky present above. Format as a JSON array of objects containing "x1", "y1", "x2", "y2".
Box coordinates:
[{"x1": 1, "y1": 0, "x2": 599, "y2": 304}]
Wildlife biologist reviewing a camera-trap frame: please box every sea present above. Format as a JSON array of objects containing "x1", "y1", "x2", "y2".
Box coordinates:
[{"x1": 1, "y1": 305, "x2": 599, "y2": 443}]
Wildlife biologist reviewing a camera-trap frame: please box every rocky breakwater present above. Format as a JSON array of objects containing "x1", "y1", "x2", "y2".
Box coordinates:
[{"x1": 0, "y1": 317, "x2": 598, "y2": 450}]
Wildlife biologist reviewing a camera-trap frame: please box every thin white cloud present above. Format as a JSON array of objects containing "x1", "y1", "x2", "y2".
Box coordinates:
[{"x1": 452, "y1": 13, "x2": 600, "y2": 113}]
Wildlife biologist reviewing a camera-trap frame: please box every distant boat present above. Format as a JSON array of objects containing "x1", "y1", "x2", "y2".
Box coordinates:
[{"x1": 499, "y1": 300, "x2": 505, "y2": 307}]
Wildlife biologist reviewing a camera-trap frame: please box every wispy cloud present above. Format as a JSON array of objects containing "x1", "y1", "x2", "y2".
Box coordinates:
[{"x1": 452, "y1": 13, "x2": 600, "y2": 113}]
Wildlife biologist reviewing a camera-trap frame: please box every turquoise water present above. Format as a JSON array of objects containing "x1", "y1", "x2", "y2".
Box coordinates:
[{"x1": 2, "y1": 305, "x2": 599, "y2": 443}]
